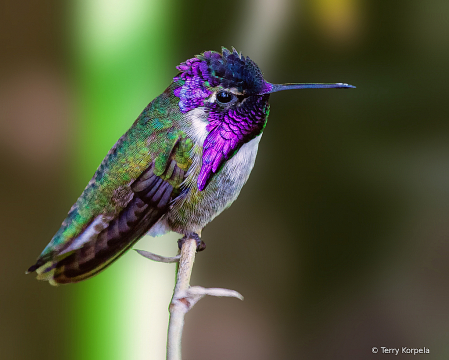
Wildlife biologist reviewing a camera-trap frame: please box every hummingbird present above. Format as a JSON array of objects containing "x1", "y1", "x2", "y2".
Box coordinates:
[{"x1": 27, "y1": 47, "x2": 355, "y2": 285}]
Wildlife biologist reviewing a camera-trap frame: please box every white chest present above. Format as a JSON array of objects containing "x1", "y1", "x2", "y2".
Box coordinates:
[{"x1": 166, "y1": 107, "x2": 262, "y2": 233}]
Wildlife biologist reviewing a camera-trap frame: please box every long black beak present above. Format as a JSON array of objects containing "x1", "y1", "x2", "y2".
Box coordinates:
[{"x1": 261, "y1": 82, "x2": 356, "y2": 94}]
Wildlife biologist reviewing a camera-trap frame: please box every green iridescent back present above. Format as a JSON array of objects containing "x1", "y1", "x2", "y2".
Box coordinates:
[{"x1": 39, "y1": 84, "x2": 192, "y2": 260}]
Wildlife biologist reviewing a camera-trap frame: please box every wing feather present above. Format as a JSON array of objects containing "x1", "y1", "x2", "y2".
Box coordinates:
[{"x1": 28, "y1": 87, "x2": 194, "y2": 284}]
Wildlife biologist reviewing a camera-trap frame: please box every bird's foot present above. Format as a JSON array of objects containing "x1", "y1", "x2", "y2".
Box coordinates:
[{"x1": 178, "y1": 233, "x2": 206, "y2": 252}]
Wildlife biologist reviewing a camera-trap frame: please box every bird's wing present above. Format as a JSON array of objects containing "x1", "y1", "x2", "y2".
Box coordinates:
[{"x1": 27, "y1": 91, "x2": 193, "y2": 285}]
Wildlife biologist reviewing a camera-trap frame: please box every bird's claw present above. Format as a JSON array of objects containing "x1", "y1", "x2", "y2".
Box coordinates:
[{"x1": 178, "y1": 233, "x2": 206, "y2": 252}]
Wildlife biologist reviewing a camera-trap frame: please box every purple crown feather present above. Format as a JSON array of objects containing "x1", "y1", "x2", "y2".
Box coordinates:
[{"x1": 173, "y1": 47, "x2": 266, "y2": 112}]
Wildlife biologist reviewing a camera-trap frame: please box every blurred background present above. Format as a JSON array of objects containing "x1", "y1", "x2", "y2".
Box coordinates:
[{"x1": 2, "y1": 0, "x2": 449, "y2": 359}]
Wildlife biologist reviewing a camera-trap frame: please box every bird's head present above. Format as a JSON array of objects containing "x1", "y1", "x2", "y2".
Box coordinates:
[{"x1": 173, "y1": 47, "x2": 354, "y2": 191}]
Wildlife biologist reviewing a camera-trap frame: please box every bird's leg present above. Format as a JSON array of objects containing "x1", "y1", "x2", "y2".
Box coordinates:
[{"x1": 178, "y1": 233, "x2": 206, "y2": 252}]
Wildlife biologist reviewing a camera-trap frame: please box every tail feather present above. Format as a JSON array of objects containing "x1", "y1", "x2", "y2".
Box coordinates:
[
  {"x1": 41, "y1": 207, "x2": 162, "y2": 284},
  {"x1": 27, "y1": 159, "x2": 185, "y2": 285}
]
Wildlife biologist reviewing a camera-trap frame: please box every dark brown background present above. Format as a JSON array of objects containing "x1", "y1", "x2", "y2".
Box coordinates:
[{"x1": 2, "y1": 0, "x2": 449, "y2": 359}]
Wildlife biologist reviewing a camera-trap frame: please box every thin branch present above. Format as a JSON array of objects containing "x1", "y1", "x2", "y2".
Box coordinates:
[
  {"x1": 136, "y1": 237, "x2": 243, "y2": 360},
  {"x1": 188, "y1": 286, "x2": 244, "y2": 301},
  {"x1": 134, "y1": 249, "x2": 180, "y2": 263},
  {"x1": 166, "y1": 238, "x2": 243, "y2": 360},
  {"x1": 166, "y1": 238, "x2": 196, "y2": 360}
]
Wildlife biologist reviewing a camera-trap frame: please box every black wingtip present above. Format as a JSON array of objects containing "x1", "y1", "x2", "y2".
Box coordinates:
[
  {"x1": 26, "y1": 260, "x2": 43, "y2": 274},
  {"x1": 26, "y1": 265, "x2": 37, "y2": 274}
]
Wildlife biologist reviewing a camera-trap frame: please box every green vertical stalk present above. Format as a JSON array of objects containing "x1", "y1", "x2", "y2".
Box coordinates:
[{"x1": 68, "y1": 1, "x2": 177, "y2": 359}]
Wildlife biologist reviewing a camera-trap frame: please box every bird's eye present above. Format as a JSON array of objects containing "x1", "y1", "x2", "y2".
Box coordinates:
[{"x1": 216, "y1": 91, "x2": 234, "y2": 105}]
